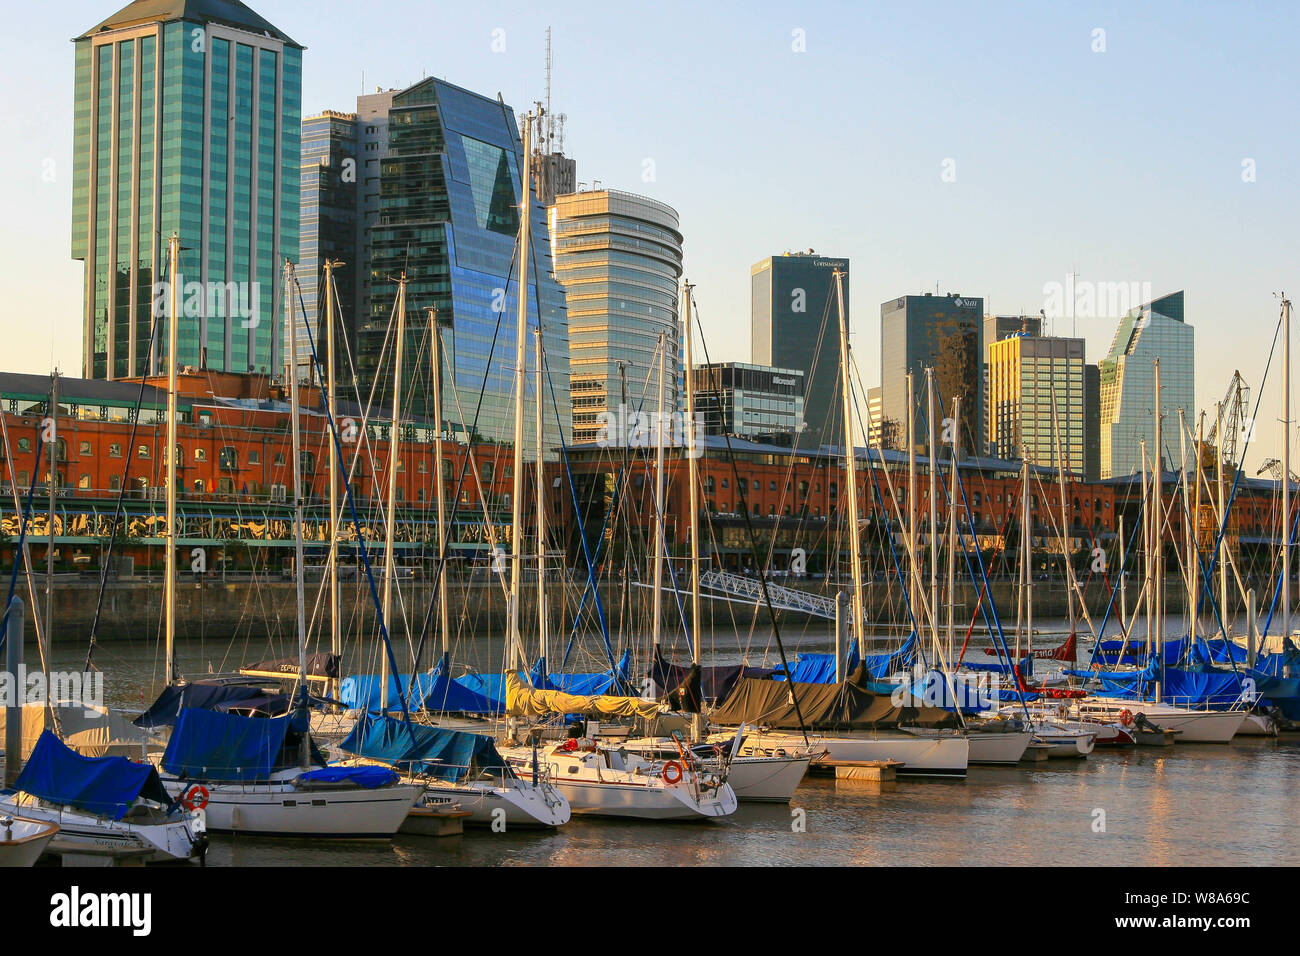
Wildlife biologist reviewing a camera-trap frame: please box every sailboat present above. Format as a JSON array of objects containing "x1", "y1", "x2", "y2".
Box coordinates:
[
  {"x1": 0, "y1": 729, "x2": 204, "y2": 864},
  {"x1": 709, "y1": 272, "x2": 970, "y2": 777},
  {"x1": 144, "y1": 247, "x2": 424, "y2": 836},
  {"x1": 1071, "y1": 359, "x2": 1247, "y2": 743},
  {"x1": 615, "y1": 281, "x2": 814, "y2": 801}
]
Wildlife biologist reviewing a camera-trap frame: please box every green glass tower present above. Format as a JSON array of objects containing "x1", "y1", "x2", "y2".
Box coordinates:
[{"x1": 72, "y1": 0, "x2": 302, "y2": 380}]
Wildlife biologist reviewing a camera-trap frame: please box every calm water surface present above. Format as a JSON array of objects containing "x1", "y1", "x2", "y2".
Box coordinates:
[{"x1": 32, "y1": 621, "x2": 1300, "y2": 867}]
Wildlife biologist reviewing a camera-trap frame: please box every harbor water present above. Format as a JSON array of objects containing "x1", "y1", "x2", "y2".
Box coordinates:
[{"x1": 32, "y1": 619, "x2": 1300, "y2": 867}]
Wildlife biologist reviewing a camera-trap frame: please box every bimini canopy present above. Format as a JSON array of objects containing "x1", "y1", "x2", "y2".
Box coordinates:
[
  {"x1": 161, "y1": 707, "x2": 313, "y2": 782},
  {"x1": 339, "y1": 712, "x2": 507, "y2": 783},
  {"x1": 709, "y1": 667, "x2": 959, "y2": 732},
  {"x1": 505, "y1": 671, "x2": 663, "y2": 720},
  {"x1": 15, "y1": 730, "x2": 171, "y2": 820}
]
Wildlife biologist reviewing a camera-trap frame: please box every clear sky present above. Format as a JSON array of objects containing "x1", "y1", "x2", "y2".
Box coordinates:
[{"x1": 1, "y1": 0, "x2": 1297, "y2": 470}]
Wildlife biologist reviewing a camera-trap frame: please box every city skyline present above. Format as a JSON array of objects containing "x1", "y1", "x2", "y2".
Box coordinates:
[{"x1": 3, "y1": 1, "x2": 1299, "y2": 471}]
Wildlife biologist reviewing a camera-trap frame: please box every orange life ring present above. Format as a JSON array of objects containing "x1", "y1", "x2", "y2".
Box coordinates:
[
  {"x1": 661, "y1": 760, "x2": 684, "y2": 785},
  {"x1": 183, "y1": 784, "x2": 210, "y2": 811},
  {"x1": 1118, "y1": 709, "x2": 1135, "y2": 728},
  {"x1": 560, "y1": 738, "x2": 579, "y2": 752}
]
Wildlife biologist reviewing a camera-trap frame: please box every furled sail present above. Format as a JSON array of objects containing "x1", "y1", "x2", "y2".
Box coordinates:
[{"x1": 505, "y1": 671, "x2": 663, "y2": 719}]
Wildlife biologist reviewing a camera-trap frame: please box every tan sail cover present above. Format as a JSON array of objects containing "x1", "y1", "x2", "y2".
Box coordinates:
[{"x1": 505, "y1": 671, "x2": 662, "y2": 719}]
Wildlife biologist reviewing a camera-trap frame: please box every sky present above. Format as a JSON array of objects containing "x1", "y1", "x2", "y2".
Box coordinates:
[{"x1": 1, "y1": 0, "x2": 1297, "y2": 470}]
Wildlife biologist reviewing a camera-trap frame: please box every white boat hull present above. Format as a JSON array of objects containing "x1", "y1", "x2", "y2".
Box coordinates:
[
  {"x1": 1236, "y1": 713, "x2": 1278, "y2": 736},
  {"x1": 1077, "y1": 701, "x2": 1246, "y2": 743},
  {"x1": 159, "y1": 776, "x2": 422, "y2": 838},
  {"x1": 0, "y1": 794, "x2": 203, "y2": 864},
  {"x1": 0, "y1": 817, "x2": 59, "y2": 867},
  {"x1": 421, "y1": 779, "x2": 571, "y2": 828},
  {"x1": 551, "y1": 777, "x2": 738, "y2": 819},
  {"x1": 724, "y1": 752, "x2": 813, "y2": 802},
  {"x1": 739, "y1": 731, "x2": 969, "y2": 778}
]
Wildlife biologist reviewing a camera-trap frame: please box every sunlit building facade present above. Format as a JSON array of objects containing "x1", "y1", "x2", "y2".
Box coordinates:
[
  {"x1": 73, "y1": 0, "x2": 301, "y2": 380},
  {"x1": 988, "y1": 335, "x2": 1086, "y2": 475},
  {"x1": 550, "y1": 190, "x2": 683, "y2": 444},
  {"x1": 879, "y1": 293, "x2": 984, "y2": 454},
  {"x1": 365, "y1": 78, "x2": 572, "y2": 453},
  {"x1": 1098, "y1": 291, "x2": 1194, "y2": 478}
]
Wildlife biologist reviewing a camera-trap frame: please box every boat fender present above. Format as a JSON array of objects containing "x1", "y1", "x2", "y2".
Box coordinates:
[{"x1": 662, "y1": 761, "x2": 684, "y2": 785}]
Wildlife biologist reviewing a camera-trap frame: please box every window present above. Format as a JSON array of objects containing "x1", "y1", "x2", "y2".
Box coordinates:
[
  {"x1": 269, "y1": 483, "x2": 287, "y2": 501},
  {"x1": 17, "y1": 438, "x2": 30, "y2": 453},
  {"x1": 441, "y1": 458, "x2": 452, "y2": 480},
  {"x1": 137, "y1": 445, "x2": 150, "y2": 459},
  {"x1": 109, "y1": 443, "x2": 122, "y2": 458},
  {"x1": 248, "y1": 450, "x2": 260, "y2": 464},
  {"x1": 480, "y1": 462, "x2": 495, "y2": 484},
  {"x1": 108, "y1": 475, "x2": 120, "y2": 491},
  {"x1": 300, "y1": 452, "x2": 315, "y2": 474},
  {"x1": 194, "y1": 448, "x2": 207, "y2": 462},
  {"x1": 79, "y1": 440, "x2": 92, "y2": 457},
  {"x1": 218, "y1": 478, "x2": 235, "y2": 494},
  {"x1": 193, "y1": 480, "x2": 204, "y2": 493},
  {"x1": 219, "y1": 447, "x2": 239, "y2": 470},
  {"x1": 417, "y1": 459, "x2": 428, "y2": 474},
  {"x1": 78, "y1": 474, "x2": 90, "y2": 490},
  {"x1": 274, "y1": 452, "x2": 285, "y2": 466}
]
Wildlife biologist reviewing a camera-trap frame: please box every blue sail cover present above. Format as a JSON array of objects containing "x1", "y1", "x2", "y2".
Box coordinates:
[
  {"x1": 1094, "y1": 637, "x2": 1189, "y2": 667},
  {"x1": 544, "y1": 650, "x2": 633, "y2": 696},
  {"x1": 1065, "y1": 660, "x2": 1159, "y2": 698},
  {"x1": 134, "y1": 681, "x2": 271, "y2": 728},
  {"x1": 15, "y1": 730, "x2": 172, "y2": 820},
  {"x1": 161, "y1": 707, "x2": 292, "y2": 782},
  {"x1": 1161, "y1": 668, "x2": 1245, "y2": 708},
  {"x1": 782, "y1": 638, "x2": 917, "y2": 684},
  {"x1": 338, "y1": 713, "x2": 508, "y2": 783},
  {"x1": 861, "y1": 635, "x2": 917, "y2": 679},
  {"x1": 294, "y1": 766, "x2": 398, "y2": 789}
]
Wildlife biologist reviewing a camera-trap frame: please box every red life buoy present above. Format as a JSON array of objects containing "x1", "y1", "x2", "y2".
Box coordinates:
[
  {"x1": 1119, "y1": 709, "x2": 1135, "y2": 728},
  {"x1": 561, "y1": 738, "x2": 579, "y2": 752},
  {"x1": 661, "y1": 760, "x2": 684, "y2": 785},
  {"x1": 183, "y1": 784, "x2": 210, "y2": 811}
]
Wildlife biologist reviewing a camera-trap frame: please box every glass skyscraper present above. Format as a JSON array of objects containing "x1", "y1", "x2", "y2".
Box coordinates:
[
  {"x1": 751, "y1": 253, "x2": 848, "y2": 449},
  {"x1": 987, "y1": 335, "x2": 1086, "y2": 475},
  {"x1": 1098, "y1": 291, "x2": 1194, "y2": 478},
  {"x1": 879, "y1": 293, "x2": 984, "y2": 455},
  {"x1": 365, "y1": 78, "x2": 571, "y2": 453},
  {"x1": 294, "y1": 110, "x2": 359, "y2": 385},
  {"x1": 549, "y1": 190, "x2": 684, "y2": 444},
  {"x1": 73, "y1": 0, "x2": 301, "y2": 381}
]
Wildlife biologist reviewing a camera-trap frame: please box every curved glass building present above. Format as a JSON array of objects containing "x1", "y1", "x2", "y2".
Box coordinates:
[{"x1": 549, "y1": 190, "x2": 684, "y2": 444}]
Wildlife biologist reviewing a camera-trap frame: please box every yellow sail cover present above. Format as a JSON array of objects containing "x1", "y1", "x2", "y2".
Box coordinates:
[{"x1": 505, "y1": 671, "x2": 663, "y2": 719}]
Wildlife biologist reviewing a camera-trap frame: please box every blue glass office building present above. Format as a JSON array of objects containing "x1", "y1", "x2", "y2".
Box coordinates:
[
  {"x1": 294, "y1": 111, "x2": 359, "y2": 384},
  {"x1": 72, "y1": 0, "x2": 301, "y2": 380},
  {"x1": 366, "y1": 78, "x2": 571, "y2": 452}
]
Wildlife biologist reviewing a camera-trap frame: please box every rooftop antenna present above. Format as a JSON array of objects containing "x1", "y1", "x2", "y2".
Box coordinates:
[{"x1": 544, "y1": 26, "x2": 554, "y2": 152}]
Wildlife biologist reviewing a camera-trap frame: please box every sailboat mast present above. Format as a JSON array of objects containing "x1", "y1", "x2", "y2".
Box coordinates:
[
  {"x1": 651, "y1": 331, "x2": 667, "y2": 654},
  {"x1": 834, "y1": 269, "x2": 864, "y2": 654},
  {"x1": 1153, "y1": 359, "x2": 1163, "y2": 703},
  {"x1": 44, "y1": 369, "x2": 58, "y2": 693},
  {"x1": 535, "y1": 327, "x2": 547, "y2": 666},
  {"x1": 508, "y1": 112, "x2": 533, "y2": 673},
  {"x1": 926, "y1": 368, "x2": 939, "y2": 656},
  {"x1": 285, "y1": 261, "x2": 308, "y2": 689},
  {"x1": 1283, "y1": 295, "x2": 1292, "y2": 645},
  {"x1": 1141, "y1": 440, "x2": 1151, "y2": 656},
  {"x1": 1050, "y1": 388, "x2": 1074, "y2": 642},
  {"x1": 165, "y1": 233, "x2": 180, "y2": 684},
  {"x1": 431, "y1": 308, "x2": 450, "y2": 657},
  {"x1": 1215, "y1": 400, "x2": 1228, "y2": 635},
  {"x1": 946, "y1": 397, "x2": 959, "y2": 666},
  {"x1": 684, "y1": 283, "x2": 701, "y2": 667},
  {"x1": 324, "y1": 260, "x2": 341, "y2": 703},
  {"x1": 684, "y1": 282, "x2": 702, "y2": 739},
  {"x1": 1024, "y1": 457, "x2": 1033, "y2": 657},
  {"x1": 381, "y1": 275, "x2": 407, "y2": 711},
  {"x1": 906, "y1": 373, "x2": 919, "y2": 633}
]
